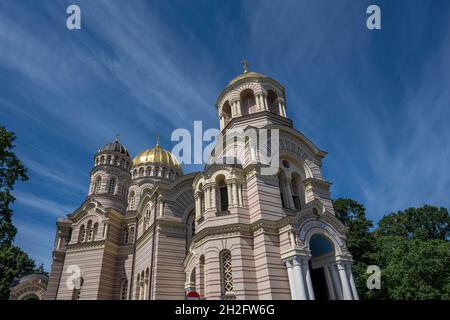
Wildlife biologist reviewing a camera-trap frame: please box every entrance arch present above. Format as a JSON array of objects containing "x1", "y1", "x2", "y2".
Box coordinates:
[{"x1": 308, "y1": 233, "x2": 336, "y2": 300}]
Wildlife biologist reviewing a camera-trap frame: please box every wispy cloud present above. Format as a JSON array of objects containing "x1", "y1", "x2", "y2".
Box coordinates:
[{"x1": 13, "y1": 190, "x2": 76, "y2": 218}]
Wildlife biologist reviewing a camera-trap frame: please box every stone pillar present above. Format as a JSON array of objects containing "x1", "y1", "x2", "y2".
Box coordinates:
[
  {"x1": 159, "y1": 197, "x2": 164, "y2": 218},
  {"x1": 195, "y1": 193, "x2": 201, "y2": 221},
  {"x1": 347, "y1": 264, "x2": 359, "y2": 300},
  {"x1": 237, "y1": 183, "x2": 243, "y2": 207},
  {"x1": 330, "y1": 265, "x2": 343, "y2": 300},
  {"x1": 262, "y1": 93, "x2": 268, "y2": 111},
  {"x1": 292, "y1": 257, "x2": 307, "y2": 300},
  {"x1": 235, "y1": 100, "x2": 242, "y2": 116},
  {"x1": 232, "y1": 183, "x2": 238, "y2": 207},
  {"x1": 219, "y1": 116, "x2": 225, "y2": 131},
  {"x1": 337, "y1": 262, "x2": 352, "y2": 300},
  {"x1": 303, "y1": 260, "x2": 315, "y2": 300},
  {"x1": 284, "y1": 259, "x2": 298, "y2": 300},
  {"x1": 324, "y1": 266, "x2": 336, "y2": 300},
  {"x1": 226, "y1": 183, "x2": 232, "y2": 208},
  {"x1": 205, "y1": 187, "x2": 210, "y2": 210},
  {"x1": 211, "y1": 185, "x2": 217, "y2": 211}
]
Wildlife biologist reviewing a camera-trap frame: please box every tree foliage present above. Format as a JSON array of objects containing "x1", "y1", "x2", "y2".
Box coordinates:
[
  {"x1": 0, "y1": 126, "x2": 44, "y2": 300},
  {"x1": 334, "y1": 198, "x2": 450, "y2": 300}
]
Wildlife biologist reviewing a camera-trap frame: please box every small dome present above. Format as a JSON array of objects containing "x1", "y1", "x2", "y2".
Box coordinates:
[
  {"x1": 98, "y1": 138, "x2": 130, "y2": 157},
  {"x1": 133, "y1": 143, "x2": 181, "y2": 170},
  {"x1": 227, "y1": 71, "x2": 267, "y2": 87}
]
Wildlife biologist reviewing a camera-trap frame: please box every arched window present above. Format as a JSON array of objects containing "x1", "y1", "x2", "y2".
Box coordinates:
[
  {"x1": 222, "y1": 101, "x2": 232, "y2": 127},
  {"x1": 92, "y1": 222, "x2": 98, "y2": 241},
  {"x1": 129, "y1": 191, "x2": 136, "y2": 210},
  {"x1": 72, "y1": 277, "x2": 84, "y2": 300},
  {"x1": 113, "y1": 157, "x2": 118, "y2": 165},
  {"x1": 154, "y1": 167, "x2": 159, "y2": 177},
  {"x1": 87, "y1": 220, "x2": 93, "y2": 241},
  {"x1": 120, "y1": 279, "x2": 128, "y2": 300},
  {"x1": 240, "y1": 89, "x2": 256, "y2": 115},
  {"x1": 123, "y1": 227, "x2": 129, "y2": 244},
  {"x1": 135, "y1": 274, "x2": 140, "y2": 300},
  {"x1": 139, "y1": 167, "x2": 144, "y2": 177},
  {"x1": 267, "y1": 90, "x2": 279, "y2": 114},
  {"x1": 100, "y1": 156, "x2": 105, "y2": 164},
  {"x1": 78, "y1": 225, "x2": 85, "y2": 243},
  {"x1": 108, "y1": 178, "x2": 116, "y2": 195},
  {"x1": 129, "y1": 227, "x2": 135, "y2": 243},
  {"x1": 144, "y1": 268, "x2": 150, "y2": 300},
  {"x1": 216, "y1": 175, "x2": 228, "y2": 212},
  {"x1": 94, "y1": 176, "x2": 102, "y2": 193},
  {"x1": 133, "y1": 169, "x2": 137, "y2": 178},
  {"x1": 291, "y1": 173, "x2": 302, "y2": 211},
  {"x1": 162, "y1": 168, "x2": 167, "y2": 178},
  {"x1": 278, "y1": 171, "x2": 287, "y2": 209},
  {"x1": 220, "y1": 250, "x2": 234, "y2": 295},
  {"x1": 199, "y1": 255, "x2": 205, "y2": 297},
  {"x1": 186, "y1": 211, "x2": 195, "y2": 249},
  {"x1": 106, "y1": 155, "x2": 112, "y2": 164},
  {"x1": 119, "y1": 159, "x2": 124, "y2": 167},
  {"x1": 146, "y1": 167, "x2": 152, "y2": 177},
  {"x1": 95, "y1": 157, "x2": 100, "y2": 165}
]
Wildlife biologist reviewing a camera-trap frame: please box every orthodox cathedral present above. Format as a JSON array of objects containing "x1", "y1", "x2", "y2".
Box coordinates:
[{"x1": 27, "y1": 65, "x2": 358, "y2": 300}]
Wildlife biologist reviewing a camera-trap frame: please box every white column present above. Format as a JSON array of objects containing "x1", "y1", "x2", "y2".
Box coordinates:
[
  {"x1": 159, "y1": 199, "x2": 164, "y2": 218},
  {"x1": 219, "y1": 116, "x2": 225, "y2": 130},
  {"x1": 205, "y1": 187, "x2": 210, "y2": 210},
  {"x1": 292, "y1": 257, "x2": 307, "y2": 300},
  {"x1": 255, "y1": 94, "x2": 261, "y2": 110},
  {"x1": 195, "y1": 195, "x2": 201, "y2": 221},
  {"x1": 237, "y1": 184, "x2": 243, "y2": 207},
  {"x1": 278, "y1": 99, "x2": 283, "y2": 116},
  {"x1": 235, "y1": 100, "x2": 241, "y2": 116},
  {"x1": 226, "y1": 184, "x2": 232, "y2": 208},
  {"x1": 324, "y1": 266, "x2": 336, "y2": 300},
  {"x1": 337, "y1": 263, "x2": 352, "y2": 300},
  {"x1": 211, "y1": 185, "x2": 216, "y2": 211},
  {"x1": 232, "y1": 183, "x2": 238, "y2": 207},
  {"x1": 303, "y1": 259, "x2": 315, "y2": 300},
  {"x1": 262, "y1": 94, "x2": 268, "y2": 110},
  {"x1": 347, "y1": 264, "x2": 359, "y2": 300},
  {"x1": 285, "y1": 259, "x2": 298, "y2": 300},
  {"x1": 330, "y1": 265, "x2": 343, "y2": 300}
]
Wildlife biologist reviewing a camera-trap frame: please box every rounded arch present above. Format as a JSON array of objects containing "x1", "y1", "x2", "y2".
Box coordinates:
[
  {"x1": 240, "y1": 89, "x2": 257, "y2": 115},
  {"x1": 298, "y1": 219, "x2": 346, "y2": 256},
  {"x1": 267, "y1": 89, "x2": 279, "y2": 114},
  {"x1": 222, "y1": 101, "x2": 232, "y2": 127}
]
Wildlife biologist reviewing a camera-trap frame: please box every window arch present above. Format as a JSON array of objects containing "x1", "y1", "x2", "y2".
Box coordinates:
[
  {"x1": 240, "y1": 89, "x2": 256, "y2": 115},
  {"x1": 278, "y1": 170, "x2": 287, "y2": 209},
  {"x1": 220, "y1": 250, "x2": 234, "y2": 295},
  {"x1": 216, "y1": 175, "x2": 228, "y2": 212},
  {"x1": 123, "y1": 227, "x2": 129, "y2": 244},
  {"x1": 139, "y1": 167, "x2": 144, "y2": 177},
  {"x1": 78, "y1": 225, "x2": 85, "y2": 243},
  {"x1": 222, "y1": 101, "x2": 232, "y2": 127},
  {"x1": 87, "y1": 220, "x2": 93, "y2": 241},
  {"x1": 267, "y1": 90, "x2": 279, "y2": 114},
  {"x1": 94, "y1": 176, "x2": 102, "y2": 193},
  {"x1": 186, "y1": 211, "x2": 195, "y2": 249},
  {"x1": 291, "y1": 173, "x2": 303, "y2": 211},
  {"x1": 72, "y1": 277, "x2": 84, "y2": 300},
  {"x1": 100, "y1": 155, "x2": 105, "y2": 164},
  {"x1": 129, "y1": 191, "x2": 136, "y2": 210},
  {"x1": 113, "y1": 157, "x2": 118, "y2": 165},
  {"x1": 146, "y1": 167, "x2": 152, "y2": 176},
  {"x1": 120, "y1": 279, "x2": 128, "y2": 300},
  {"x1": 199, "y1": 255, "x2": 205, "y2": 297},
  {"x1": 92, "y1": 222, "x2": 99, "y2": 241},
  {"x1": 106, "y1": 155, "x2": 112, "y2": 164},
  {"x1": 108, "y1": 177, "x2": 116, "y2": 194},
  {"x1": 133, "y1": 169, "x2": 138, "y2": 178}
]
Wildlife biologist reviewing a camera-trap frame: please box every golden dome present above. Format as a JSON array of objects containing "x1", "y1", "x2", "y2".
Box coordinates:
[
  {"x1": 227, "y1": 71, "x2": 267, "y2": 87},
  {"x1": 132, "y1": 143, "x2": 181, "y2": 170}
]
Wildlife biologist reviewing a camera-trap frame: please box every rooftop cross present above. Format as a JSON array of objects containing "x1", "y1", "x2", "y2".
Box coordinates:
[
  {"x1": 114, "y1": 134, "x2": 120, "y2": 142},
  {"x1": 241, "y1": 60, "x2": 249, "y2": 73}
]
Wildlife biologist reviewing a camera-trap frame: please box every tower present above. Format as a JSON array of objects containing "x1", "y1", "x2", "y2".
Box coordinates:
[{"x1": 89, "y1": 137, "x2": 132, "y2": 213}]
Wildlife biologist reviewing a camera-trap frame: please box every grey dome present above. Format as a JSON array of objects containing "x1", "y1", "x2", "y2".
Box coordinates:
[{"x1": 98, "y1": 138, "x2": 130, "y2": 157}]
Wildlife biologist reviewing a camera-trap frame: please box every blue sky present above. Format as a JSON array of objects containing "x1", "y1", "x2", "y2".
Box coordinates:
[{"x1": 1, "y1": 0, "x2": 449, "y2": 270}]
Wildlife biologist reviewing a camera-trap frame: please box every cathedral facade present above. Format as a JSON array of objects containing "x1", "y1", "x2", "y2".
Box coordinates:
[{"x1": 44, "y1": 67, "x2": 359, "y2": 300}]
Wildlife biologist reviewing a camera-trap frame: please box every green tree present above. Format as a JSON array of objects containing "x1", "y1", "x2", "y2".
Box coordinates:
[
  {"x1": 0, "y1": 126, "x2": 44, "y2": 300},
  {"x1": 333, "y1": 198, "x2": 376, "y2": 299},
  {"x1": 371, "y1": 205, "x2": 450, "y2": 299},
  {"x1": 376, "y1": 206, "x2": 450, "y2": 241}
]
